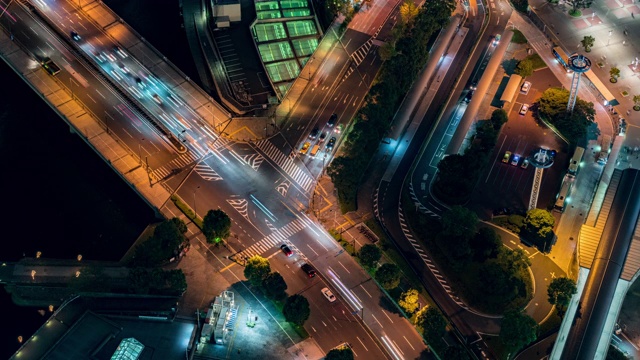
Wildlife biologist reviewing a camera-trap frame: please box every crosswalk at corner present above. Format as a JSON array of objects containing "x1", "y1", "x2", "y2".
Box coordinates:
[
  {"x1": 234, "y1": 218, "x2": 310, "y2": 260},
  {"x1": 253, "y1": 140, "x2": 313, "y2": 192}
]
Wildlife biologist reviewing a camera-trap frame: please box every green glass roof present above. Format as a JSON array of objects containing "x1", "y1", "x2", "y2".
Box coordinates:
[
  {"x1": 285, "y1": 20, "x2": 317, "y2": 37},
  {"x1": 111, "y1": 338, "x2": 144, "y2": 360}
]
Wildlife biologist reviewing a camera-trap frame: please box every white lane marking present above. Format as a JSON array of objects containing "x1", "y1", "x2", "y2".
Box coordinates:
[
  {"x1": 338, "y1": 260, "x2": 351, "y2": 274},
  {"x1": 371, "y1": 313, "x2": 383, "y2": 328},
  {"x1": 306, "y1": 243, "x2": 319, "y2": 256},
  {"x1": 382, "y1": 310, "x2": 394, "y2": 323},
  {"x1": 357, "y1": 336, "x2": 369, "y2": 351},
  {"x1": 359, "y1": 284, "x2": 372, "y2": 298},
  {"x1": 403, "y1": 336, "x2": 415, "y2": 350},
  {"x1": 95, "y1": 89, "x2": 106, "y2": 99}
]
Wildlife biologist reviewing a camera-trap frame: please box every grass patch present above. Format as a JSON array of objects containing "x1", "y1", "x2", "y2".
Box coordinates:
[
  {"x1": 511, "y1": 29, "x2": 527, "y2": 44},
  {"x1": 170, "y1": 195, "x2": 203, "y2": 229},
  {"x1": 484, "y1": 335, "x2": 511, "y2": 360},
  {"x1": 569, "y1": 9, "x2": 582, "y2": 17},
  {"x1": 538, "y1": 308, "x2": 562, "y2": 337},
  {"x1": 525, "y1": 54, "x2": 547, "y2": 70},
  {"x1": 491, "y1": 215, "x2": 524, "y2": 234}
]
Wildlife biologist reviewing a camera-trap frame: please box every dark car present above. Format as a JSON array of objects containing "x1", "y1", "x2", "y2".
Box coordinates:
[
  {"x1": 464, "y1": 90, "x2": 474, "y2": 103},
  {"x1": 327, "y1": 113, "x2": 338, "y2": 127},
  {"x1": 326, "y1": 137, "x2": 336, "y2": 150},
  {"x1": 319, "y1": 132, "x2": 327, "y2": 142},
  {"x1": 280, "y1": 244, "x2": 293, "y2": 257},
  {"x1": 309, "y1": 127, "x2": 320, "y2": 139},
  {"x1": 301, "y1": 263, "x2": 316, "y2": 278},
  {"x1": 70, "y1": 31, "x2": 81, "y2": 41}
]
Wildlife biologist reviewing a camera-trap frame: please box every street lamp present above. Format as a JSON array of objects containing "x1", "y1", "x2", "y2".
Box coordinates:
[
  {"x1": 607, "y1": 29, "x2": 612, "y2": 46},
  {"x1": 138, "y1": 138, "x2": 145, "y2": 166},
  {"x1": 193, "y1": 186, "x2": 200, "y2": 218}
]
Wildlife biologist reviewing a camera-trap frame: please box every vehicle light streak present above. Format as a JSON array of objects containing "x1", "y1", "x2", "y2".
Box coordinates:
[
  {"x1": 380, "y1": 335, "x2": 404, "y2": 360},
  {"x1": 250, "y1": 194, "x2": 277, "y2": 222},
  {"x1": 327, "y1": 269, "x2": 362, "y2": 311}
]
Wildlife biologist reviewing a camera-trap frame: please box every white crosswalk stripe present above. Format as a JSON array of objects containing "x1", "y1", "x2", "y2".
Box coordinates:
[
  {"x1": 254, "y1": 140, "x2": 313, "y2": 192},
  {"x1": 235, "y1": 218, "x2": 309, "y2": 259},
  {"x1": 194, "y1": 163, "x2": 222, "y2": 181},
  {"x1": 152, "y1": 151, "x2": 201, "y2": 180}
]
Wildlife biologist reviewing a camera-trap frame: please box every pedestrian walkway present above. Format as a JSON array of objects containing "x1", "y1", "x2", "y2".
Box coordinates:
[
  {"x1": 233, "y1": 217, "x2": 310, "y2": 259},
  {"x1": 253, "y1": 139, "x2": 314, "y2": 192}
]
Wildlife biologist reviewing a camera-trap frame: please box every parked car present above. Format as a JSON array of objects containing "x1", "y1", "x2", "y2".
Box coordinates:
[
  {"x1": 327, "y1": 113, "x2": 337, "y2": 127},
  {"x1": 321, "y1": 287, "x2": 336, "y2": 302},
  {"x1": 334, "y1": 124, "x2": 343, "y2": 134},
  {"x1": 301, "y1": 263, "x2": 316, "y2": 278},
  {"x1": 502, "y1": 151, "x2": 511, "y2": 163},
  {"x1": 70, "y1": 31, "x2": 81, "y2": 41},
  {"x1": 309, "y1": 127, "x2": 320, "y2": 139},
  {"x1": 280, "y1": 244, "x2": 293, "y2": 257},
  {"x1": 519, "y1": 103, "x2": 530, "y2": 115},
  {"x1": 521, "y1": 158, "x2": 530, "y2": 169},
  {"x1": 326, "y1": 137, "x2": 337, "y2": 151},
  {"x1": 511, "y1": 154, "x2": 521, "y2": 166},
  {"x1": 521, "y1": 81, "x2": 531, "y2": 94}
]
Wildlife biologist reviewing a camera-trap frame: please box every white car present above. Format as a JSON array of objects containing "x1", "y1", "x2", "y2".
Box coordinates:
[
  {"x1": 493, "y1": 34, "x2": 501, "y2": 46},
  {"x1": 519, "y1": 103, "x2": 529, "y2": 115},
  {"x1": 321, "y1": 287, "x2": 336, "y2": 302},
  {"x1": 521, "y1": 81, "x2": 531, "y2": 94},
  {"x1": 152, "y1": 94, "x2": 163, "y2": 105}
]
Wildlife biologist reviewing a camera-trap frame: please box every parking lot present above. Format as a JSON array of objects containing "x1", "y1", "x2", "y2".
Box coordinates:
[{"x1": 468, "y1": 67, "x2": 570, "y2": 218}]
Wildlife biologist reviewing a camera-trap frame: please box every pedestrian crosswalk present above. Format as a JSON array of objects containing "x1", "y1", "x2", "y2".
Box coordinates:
[
  {"x1": 253, "y1": 140, "x2": 313, "y2": 192},
  {"x1": 152, "y1": 151, "x2": 200, "y2": 180},
  {"x1": 350, "y1": 39, "x2": 373, "y2": 67},
  {"x1": 235, "y1": 217, "x2": 309, "y2": 259},
  {"x1": 194, "y1": 162, "x2": 222, "y2": 181}
]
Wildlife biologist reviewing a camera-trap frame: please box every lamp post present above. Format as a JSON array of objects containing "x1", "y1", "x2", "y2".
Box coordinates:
[
  {"x1": 193, "y1": 186, "x2": 200, "y2": 218},
  {"x1": 138, "y1": 138, "x2": 145, "y2": 166},
  {"x1": 607, "y1": 29, "x2": 612, "y2": 46}
]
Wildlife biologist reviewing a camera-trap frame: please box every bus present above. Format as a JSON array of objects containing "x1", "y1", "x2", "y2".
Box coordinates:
[
  {"x1": 552, "y1": 47, "x2": 573, "y2": 73},
  {"x1": 584, "y1": 69, "x2": 619, "y2": 106},
  {"x1": 554, "y1": 174, "x2": 574, "y2": 212},
  {"x1": 568, "y1": 147, "x2": 585, "y2": 175}
]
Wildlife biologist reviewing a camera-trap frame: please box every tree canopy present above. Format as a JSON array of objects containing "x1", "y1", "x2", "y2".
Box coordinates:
[
  {"x1": 536, "y1": 88, "x2": 595, "y2": 144},
  {"x1": 131, "y1": 218, "x2": 186, "y2": 267},
  {"x1": 417, "y1": 307, "x2": 447, "y2": 344},
  {"x1": 547, "y1": 277, "x2": 577, "y2": 311},
  {"x1": 443, "y1": 345, "x2": 470, "y2": 360},
  {"x1": 472, "y1": 227, "x2": 502, "y2": 260},
  {"x1": 515, "y1": 59, "x2": 534, "y2": 77},
  {"x1": 499, "y1": 310, "x2": 538, "y2": 353},
  {"x1": 325, "y1": 347, "x2": 355, "y2": 360},
  {"x1": 522, "y1": 208, "x2": 555, "y2": 250},
  {"x1": 375, "y1": 263, "x2": 402, "y2": 290},
  {"x1": 244, "y1": 256, "x2": 271, "y2": 287},
  {"x1": 262, "y1": 272, "x2": 288, "y2": 300},
  {"x1": 359, "y1": 244, "x2": 382, "y2": 268},
  {"x1": 283, "y1": 294, "x2": 310, "y2": 326},
  {"x1": 203, "y1": 209, "x2": 231, "y2": 244},
  {"x1": 398, "y1": 288, "x2": 420, "y2": 314}
]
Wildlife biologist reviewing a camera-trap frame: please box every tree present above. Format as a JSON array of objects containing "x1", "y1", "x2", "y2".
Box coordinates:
[
  {"x1": 244, "y1": 255, "x2": 271, "y2": 287},
  {"x1": 500, "y1": 310, "x2": 538, "y2": 353},
  {"x1": 515, "y1": 59, "x2": 534, "y2": 77},
  {"x1": 359, "y1": 244, "x2": 382, "y2": 268},
  {"x1": 170, "y1": 217, "x2": 188, "y2": 234},
  {"x1": 547, "y1": 277, "x2": 577, "y2": 313},
  {"x1": 497, "y1": 247, "x2": 531, "y2": 274},
  {"x1": 633, "y1": 94, "x2": 640, "y2": 111},
  {"x1": 202, "y1": 209, "x2": 231, "y2": 244},
  {"x1": 131, "y1": 219, "x2": 186, "y2": 266},
  {"x1": 262, "y1": 272, "x2": 288, "y2": 300},
  {"x1": 490, "y1": 109, "x2": 509, "y2": 129},
  {"x1": 398, "y1": 289, "x2": 420, "y2": 314},
  {"x1": 567, "y1": 0, "x2": 593, "y2": 15},
  {"x1": 522, "y1": 208, "x2": 555, "y2": 248},
  {"x1": 472, "y1": 227, "x2": 502, "y2": 260},
  {"x1": 442, "y1": 206, "x2": 478, "y2": 240},
  {"x1": 399, "y1": 0, "x2": 419, "y2": 25},
  {"x1": 443, "y1": 345, "x2": 470, "y2": 360},
  {"x1": 416, "y1": 307, "x2": 447, "y2": 343},
  {"x1": 379, "y1": 42, "x2": 397, "y2": 61},
  {"x1": 283, "y1": 294, "x2": 310, "y2": 326},
  {"x1": 375, "y1": 263, "x2": 401, "y2": 290},
  {"x1": 325, "y1": 347, "x2": 355, "y2": 360},
  {"x1": 581, "y1": 35, "x2": 595, "y2": 52},
  {"x1": 609, "y1": 67, "x2": 620, "y2": 83},
  {"x1": 511, "y1": 0, "x2": 529, "y2": 12}
]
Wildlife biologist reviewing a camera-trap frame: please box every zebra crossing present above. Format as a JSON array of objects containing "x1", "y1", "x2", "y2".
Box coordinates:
[
  {"x1": 194, "y1": 162, "x2": 222, "y2": 181},
  {"x1": 253, "y1": 140, "x2": 313, "y2": 192},
  {"x1": 152, "y1": 151, "x2": 201, "y2": 180},
  {"x1": 398, "y1": 208, "x2": 465, "y2": 308},
  {"x1": 408, "y1": 183, "x2": 439, "y2": 217},
  {"x1": 350, "y1": 39, "x2": 373, "y2": 67},
  {"x1": 235, "y1": 217, "x2": 309, "y2": 259}
]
